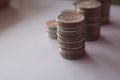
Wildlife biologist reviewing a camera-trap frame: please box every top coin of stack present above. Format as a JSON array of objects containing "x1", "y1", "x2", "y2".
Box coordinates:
[
  {"x1": 98, "y1": 0, "x2": 111, "y2": 24},
  {"x1": 45, "y1": 19, "x2": 57, "y2": 39},
  {"x1": 77, "y1": 0, "x2": 101, "y2": 41},
  {"x1": 57, "y1": 12, "x2": 86, "y2": 60},
  {"x1": 0, "y1": 0, "x2": 9, "y2": 8}
]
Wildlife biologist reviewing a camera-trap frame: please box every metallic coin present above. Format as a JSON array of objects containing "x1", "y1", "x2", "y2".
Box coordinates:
[
  {"x1": 57, "y1": 12, "x2": 85, "y2": 23},
  {"x1": 46, "y1": 33, "x2": 57, "y2": 39},
  {"x1": 45, "y1": 28, "x2": 57, "y2": 34},
  {"x1": 77, "y1": 0, "x2": 101, "y2": 10},
  {"x1": 61, "y1": 9, "x2": 76, "y2": 14},
  {"x1": 59, "y1": 48, "x2": 85, "y2": 60},
  {"x1": 46, "y1": 19, "x2": 57, "y2": 29}
]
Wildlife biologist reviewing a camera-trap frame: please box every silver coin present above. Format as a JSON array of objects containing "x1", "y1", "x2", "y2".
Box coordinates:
[
  {"x1": 57, "y1": 12, "x2": 85, "y2": 23},
  {"x1": 77, "y1": 0, "x2": 101, "y2": 9}
]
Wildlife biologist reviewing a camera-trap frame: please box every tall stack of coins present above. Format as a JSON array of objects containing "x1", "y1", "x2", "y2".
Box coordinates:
[
  {"x1": 45, "y1": 20, "x2": 57, "y2": 39},
  {"x1": 57, "y1": 12, "x2": 85, "y2": 60},
  {"x1": 0, "y1": 0, "x2": 9, "y2": 8},
  {"x1": 77, "y1": 0, "x2": 101, "y2": 41},
  {"x1": 98, "y1": 0, "x2": 111, "y2": 24}
]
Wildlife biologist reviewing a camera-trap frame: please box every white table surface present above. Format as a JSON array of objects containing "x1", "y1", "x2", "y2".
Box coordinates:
[{"x1": 0, "y1": 0, "x2": 120, "y2": 80}]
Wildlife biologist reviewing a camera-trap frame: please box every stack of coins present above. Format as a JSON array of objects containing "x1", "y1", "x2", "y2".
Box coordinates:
[
  {"x1": 77, "y1": 0, "x2": 101, "y2": 41},
  {"x1": 57, "y1": 12, "x2": 85, "y2": 60},
  {"x1": 0, "y1": 0, "x2": 9, "y2": 8},
  {"x1": 45, "y1": 20, "x2": 57, "y2": 39},
  {"x1": 98, "y1": 0, "x2": 111, "y2": 24}
]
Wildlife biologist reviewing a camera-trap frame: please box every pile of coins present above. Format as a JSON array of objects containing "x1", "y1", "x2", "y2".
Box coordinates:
[
  {"x1": 45, "y1": 20, "x2": 57, "y2": 39},
  {"x1": 98, "y1": 0, "x2": 111, "y2": 24},
  {"x1": 77, "y1": 0, "x2": 101, "y2": 41},
  {"x1": 57, "y1": 12, "x2": 85, "y2": 60}
]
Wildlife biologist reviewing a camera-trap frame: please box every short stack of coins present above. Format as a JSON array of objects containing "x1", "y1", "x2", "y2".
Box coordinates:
[
  {"x1": 98, "y1": 0, "x2": 111, "y2": 24},
  {"x1": 57, "y1": 12, "x2": 85, "y2": 60},
  {"x1": 45, "y1": 20, "x2": 57, "y2": 39},
  {"x1": 77, "y1": 0, "x2": 101, "y2": 41}
]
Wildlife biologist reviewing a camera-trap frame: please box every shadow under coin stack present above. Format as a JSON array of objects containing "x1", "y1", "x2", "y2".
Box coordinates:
[
  {"x1": 57, "y1": 12, "x2": 85, "y2": 60},
  {"x1": 78, "y1": 0, "x2": 101, "y2": 41},
  {"x1": 45, "y1": 20, "x2": 57, "y2": 39},
  {"x1": 98, "y1": 0, "x2": 111, "y2": 24}
]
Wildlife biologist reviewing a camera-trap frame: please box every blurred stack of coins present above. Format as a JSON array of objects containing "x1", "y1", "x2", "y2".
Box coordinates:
[
  {"x1": 0, "y1": 0, "x2": 9, "y2": 8},
  {"x1": 98, "y1": 0, "x2": 111, "y2": 24},
  {"x1": 45, "y1": 20, "x2": 57, "y2": 39},
  {"x1": 77, "y1": 0, "x2": 101, "y2": 41},
  {"x1": 57, "y1": 12, "x2": 85, "y2": 60}
]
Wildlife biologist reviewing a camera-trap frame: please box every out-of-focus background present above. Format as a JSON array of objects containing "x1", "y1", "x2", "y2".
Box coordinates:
[{"x1": 112, "y1": 0, "x2": 120, "y2": 5}]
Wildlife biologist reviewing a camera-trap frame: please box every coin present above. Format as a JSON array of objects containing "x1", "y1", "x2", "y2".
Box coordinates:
[
  {"x1": 61, "y1": 9, "x2": 76, "y2": 14},
  {"x1": 57, "y1": 12, "x2": 85, "y2": 23},
  {"x1": 46, "y1": 19, "x2": 57, "y2": 30},
  {"x1": 77, "y1": 0, "x2": 101, "y2": 10},
  {"x1": 59, "y1": 48, "x2": 85, "y2": 60}
]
